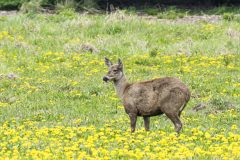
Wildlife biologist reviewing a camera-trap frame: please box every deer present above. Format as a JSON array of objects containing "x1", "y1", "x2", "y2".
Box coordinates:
[{"x1": 103, "y1": 58, "x2": 190, "y2": 133}]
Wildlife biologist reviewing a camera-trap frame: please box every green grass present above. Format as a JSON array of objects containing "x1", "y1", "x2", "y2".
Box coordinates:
[{"x1": 0, "y1": 10, "x2": 239, "y2": 159}]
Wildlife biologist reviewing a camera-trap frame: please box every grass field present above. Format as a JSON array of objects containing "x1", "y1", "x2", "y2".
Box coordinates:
[{"x1": 0, "y1": 9, "x2": 240, "y2": 159}]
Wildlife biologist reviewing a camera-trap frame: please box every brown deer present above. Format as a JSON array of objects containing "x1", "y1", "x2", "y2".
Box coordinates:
[{"x1": 103, "y1": 58, "x2": 190, "y2": 133}]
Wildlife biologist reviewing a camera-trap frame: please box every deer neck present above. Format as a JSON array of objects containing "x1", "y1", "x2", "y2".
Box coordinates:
[{"x1": 113, "y1": 74, "x2": 128, "y2": 99}]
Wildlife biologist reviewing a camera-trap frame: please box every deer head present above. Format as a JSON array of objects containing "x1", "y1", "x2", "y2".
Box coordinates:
[{"x1": 103, "y1": 57, "x2": 123, "y2": 83}]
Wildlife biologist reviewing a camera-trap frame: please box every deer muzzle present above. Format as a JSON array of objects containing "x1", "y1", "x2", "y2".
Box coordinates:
[{"x1": 103, "y1": 76, "x2": 110, "y2": 82}]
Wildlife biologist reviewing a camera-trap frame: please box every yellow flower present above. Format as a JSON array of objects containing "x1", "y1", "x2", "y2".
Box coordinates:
[
  {"x1": 205, "y1": 132, "x2": 211, "y2": 139},
  {"x1": 208, "y1": 114, "x2": 216, "y2": 119},
  {"x1": 231, "y1": 124, "x2": 237, "y2": 130},
  {"x1": 0, "y1": 102, "x2": 8, "y2": 107}
]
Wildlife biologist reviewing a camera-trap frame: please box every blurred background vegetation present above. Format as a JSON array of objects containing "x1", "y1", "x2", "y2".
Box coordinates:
[{"x1": 0, "y1": 0, "x2": 240, "y2": 10}]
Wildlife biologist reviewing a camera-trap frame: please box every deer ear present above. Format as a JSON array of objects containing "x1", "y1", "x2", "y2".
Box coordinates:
[
  {"x1": 118, "y1": 58, "x2": 123, "y2": 70},
  {"x1": 105, "y1": 57, "x2": 112, "y2": 67}
]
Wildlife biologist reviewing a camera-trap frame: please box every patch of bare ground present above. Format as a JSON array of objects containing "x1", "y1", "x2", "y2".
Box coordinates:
[
  {"x1": 0, "y1": 10, "x2": 17, "y2": 16},
  {"x1": 141, "y1": 14, "x2": 222, "y2": 24}
]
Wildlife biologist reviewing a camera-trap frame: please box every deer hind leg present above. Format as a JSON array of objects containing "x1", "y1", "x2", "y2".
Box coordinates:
[
  {"x1": 143, "y1": 116, "x2": 150, "y2": 131},
  {"x1": 165, "y1": 113, "x2": 182, "y2": 134},
  {"x1": 178, "y1": 103, "x2": 187, "y2": 118},
  {"x1": 129, "y1": 113, "x2": 137, "y2": 132}
]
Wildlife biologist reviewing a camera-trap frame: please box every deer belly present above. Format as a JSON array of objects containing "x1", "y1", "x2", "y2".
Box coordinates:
[
  {"x1": 134, "y1": 94, "x2": 161, "y2": 116},
  {"x1": 136, "y1": 105, "x2": 163, "y2": 116}
]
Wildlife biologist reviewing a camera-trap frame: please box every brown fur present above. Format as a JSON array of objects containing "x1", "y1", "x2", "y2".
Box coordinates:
[{"x1": 103, "y1": 58, "x2": 190, "y2": 133}]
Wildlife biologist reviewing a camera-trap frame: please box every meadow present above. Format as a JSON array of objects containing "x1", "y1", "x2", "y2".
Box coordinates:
[{"x1": 0, "y1": 9, "x2": 240, "y2": 159}]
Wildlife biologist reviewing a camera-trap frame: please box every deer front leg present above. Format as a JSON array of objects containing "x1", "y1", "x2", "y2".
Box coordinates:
[
  {"x1": 143, "y1": 116, "x2": 150, "y2": 131},
  {"x1": 129, "y1": 113, "x2": 137, "y2": 132}
]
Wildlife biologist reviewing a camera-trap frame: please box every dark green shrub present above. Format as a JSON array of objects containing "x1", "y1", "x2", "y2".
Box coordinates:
[
  {"x1": 158, "y1": 10, "x2": 178, "y2": 19},
  {"x1": 223, "y1": 13, "x2": 235, "y2": 21},
  {"x1": 58, "y1": 8, "x2": 77, "y2": 19},
  {"x1": 0, "y1": 0, "x2": 24, "y2": 9},
  {"x1": 56, "y1": 0, "x2": 77, "y2": 11},
  {"x1": 125, "y1": 6, "x2": 136, "y2": 14},
  {"x1": 144, "y1": 8, "x2": 159, "y2": 16},
  {"x1": 20, "y1": 0, "x2": 42, "y2": 13},
  {"x1": 48, "y1": 8, "x2": 77, "y2": 22},
  {"x1": 234, "y1": 15, "x2": 240, "y2": 23},
  {"x1": 149, "y1": 48, "x2": 158, "y2": 57},
  {"x1": 41, "y1": 0, "x2": 57, "y2": 5},
  {"x1": 80, "y1": 0, "x2": 98, "y2": 9},
  {"x1": 0, "y1": 0, "x2": 57, "y2": 9},
  {"x1": 157, "y1": 7, "x2": 187, "y2": 20}
]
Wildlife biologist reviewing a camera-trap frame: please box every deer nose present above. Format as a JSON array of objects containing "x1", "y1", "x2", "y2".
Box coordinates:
[{"x1": 103, "y1": 76, "x2": 109, "y2": 82}]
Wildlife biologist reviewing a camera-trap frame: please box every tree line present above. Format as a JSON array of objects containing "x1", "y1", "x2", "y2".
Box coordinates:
[{"x1": 0, "y1": 0, "x2": 239, "y2": 10}]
